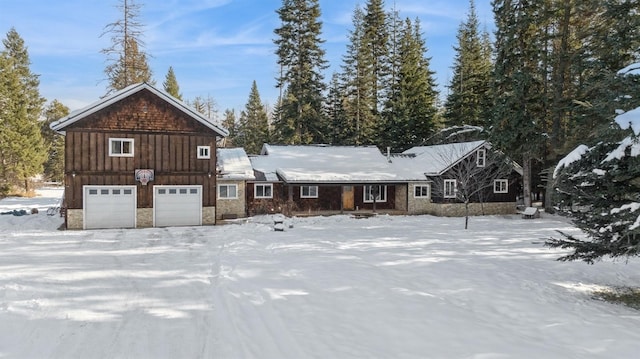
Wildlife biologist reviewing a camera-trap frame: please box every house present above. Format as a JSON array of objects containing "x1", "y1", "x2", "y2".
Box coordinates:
[
  {"x1": 50, "y1": 83, "x2": 228, "y2": 229},
  {"x1": 216, "y1": 148, "x2": 255, "y2": 220},
  {"x1": 247, "y1": 144, "x2": 431, "y2": 215},
  {"x1": 401, "y1": 140, "x2": 522, "y2": 216}
]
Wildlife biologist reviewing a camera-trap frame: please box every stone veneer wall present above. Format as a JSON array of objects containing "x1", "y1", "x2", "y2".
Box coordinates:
[
  {"x1": 136, "y1": 208, "x2": 153, "y2": 228},
  {"x1": 202, "y1": 206, "x2": 216, "y2": 225},
  {"x1": 66, "y1": 209, "x2": 83, "y2": 230},
  {"x1": 420, "y1": 202, "x2": 517, "y2": 217},
  {"x1": 216, "y1": 181, "x2": 247, "y2": 220},
  {"x1": 395, "y1": 185, "x2": 408, "y2": 211},
  {"x1": 66, "y1": 207, "x2": 216, "y2": 229},
  {"x1": 406, "y1": 182, "x2": 432, "y2": 214}
]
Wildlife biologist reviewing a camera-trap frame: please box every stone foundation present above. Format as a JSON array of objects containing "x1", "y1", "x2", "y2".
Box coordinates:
[
  {"x1": 418, "y1": 202, "x2": 518, "y2": 217},
  {"x1": 66, "y1": 209, "x2": 83, "y2": 230},
  {"x1": 203, "y1": 206, "x2": 216, "y2": 225},
  {"x1": 137, "y1": 208, "x2": 153, "y2": 228}
]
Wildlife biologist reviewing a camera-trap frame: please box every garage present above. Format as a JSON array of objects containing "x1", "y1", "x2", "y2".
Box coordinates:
[
  {"x1": 154, "y1": 185, "x2": 202, "y2": 227},
  {"x1": 83, "y1": 186, "x2": 136, "y2": 229}
]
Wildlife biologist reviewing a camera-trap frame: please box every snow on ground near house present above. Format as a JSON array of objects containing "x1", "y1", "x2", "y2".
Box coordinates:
[{"x1": 2, "y1": 189, "x2": 640, "y2": 358}]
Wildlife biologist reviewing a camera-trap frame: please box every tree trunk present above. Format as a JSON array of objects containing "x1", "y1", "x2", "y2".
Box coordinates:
[
  {"x1": 522, "y1": 153, "x2": 532, "y2": 207},
  {"x1": 464, "y1": 200, "x2": 469, "y2": 229}
]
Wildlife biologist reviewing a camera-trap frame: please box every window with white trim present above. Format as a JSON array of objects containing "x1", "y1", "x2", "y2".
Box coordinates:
[
  {"x1": 476, "y1": 149, "x2": 486, "y2": 167},
  {"x1": 218, "y1": 184, "x2": 238, "y2": 199},
  {"x1": 444, "y1": 179, "x2": 457, "y2": 198},
  {"x1": 414, "y1": 184, "x2": 430, "y2": 198},
  {"x1": 109, "y1": 138, "x2": 134, "y2": 157},
  {"x1": 494, "y1": 179, "x2": 508, "y2": 193},
  {"x1": 197, "y1": 146, "x2": 211, "y2": 159},
  {"x1": 301, "y1": 185, "x2": 318, "y2": 198},
  {"x1": 254, "y1": 183, "x2": 273, "y2": 199},
  {"x1": 364, "y1": 185, "x2": 387, "y2": 203}
]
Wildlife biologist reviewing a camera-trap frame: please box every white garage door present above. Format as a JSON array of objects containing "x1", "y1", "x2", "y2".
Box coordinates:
[
  {"x1": 154, "y1": 185, "x2": 202, "y2": 227},
  {"x1": 84, "y1": 186, "x2": 136, "y2": 229}
]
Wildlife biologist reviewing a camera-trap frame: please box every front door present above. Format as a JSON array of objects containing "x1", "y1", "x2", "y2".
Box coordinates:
[{"x1": 342, "y1": 186, "x2": 355, "y2": 210}]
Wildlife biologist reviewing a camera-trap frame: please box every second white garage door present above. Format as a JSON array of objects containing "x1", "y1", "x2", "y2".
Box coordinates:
[{"x1": 153, "y1": 185, "x2": 202, "y2": 227}]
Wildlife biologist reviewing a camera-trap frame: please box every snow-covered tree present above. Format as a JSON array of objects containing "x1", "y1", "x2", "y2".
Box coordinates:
[{"x1": 547, "y1": 64, "x2": 640, "y2": 263}]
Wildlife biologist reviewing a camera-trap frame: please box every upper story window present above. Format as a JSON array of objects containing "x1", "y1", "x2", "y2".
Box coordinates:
[
  {"x1": 494, "y1": 179, "x2": 508, "y2": 193},
  {"x1": 255, "y1": 183, "x2": 273, "y2": 199},
  {"x1": 109, "y1": 138, "x2": 134, "y2": 157},
  {"x1": 476, "y1": 149, "x2": 486, "y2": 167},
  {"x1": 444, "y1": 179, "x2": 457, "y2": 198},
  {"x1": 301, "y1": 185, "x2": 318, "y2": 198},
  {"x1": 414, "y1": 184, "x2": 430, "y2": 198},
  {"x1": 364, "y1": 185, "x2": 387, "y2": 203},
  {"x1": 197, "y1": 146, "x2": 211, "y2": 159}
]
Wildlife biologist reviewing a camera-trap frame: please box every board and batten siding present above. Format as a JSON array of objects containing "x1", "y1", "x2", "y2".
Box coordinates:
[{"x1": 62, "y1": 89, "x2": 219, "y2": 211}]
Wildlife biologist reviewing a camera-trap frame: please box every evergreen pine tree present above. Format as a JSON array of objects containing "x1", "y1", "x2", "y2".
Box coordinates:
[
  {"x1": 273, "y1": 0, "x2": 328, "y2": 144},
  {"x1": 444, "y1": 0, "x2": 492, "y2": 128},
  {"x1": 490, "y1": 0, "x2": 548, "y2": 207},
  {"x1": 0, "y1": 28, "x2": 46, "y2": 193},
  {"x1": 340, "y1": 6, "x2": 370, "y2": 145},
  {"x1": 324, "y1": 73, "x2": 351, "y2": 145},
  {"x1": 548, "y1": 120, "x2": 640, "y2": 263},
  {"x1": 360, "y1": 0, "x2": 389, "y2": 144},
  {"x1": 101, "y1": 0, "x2": 153, "y2": 93},
  {"x1": 41, "y1": 100, "x2": 69, "y2": 183},
  {"x1": 163, "y1": 66, "x2": 182, "y2": 100},
  {"x1": 237, "y1": 81, "x2": 270, "y2": 154},
  {"x1": 221, "y1": 109, "x2": 238, "y2": 148},
  {"x1": 382, "y1": 18, "x2": 439, "y2": 151}
]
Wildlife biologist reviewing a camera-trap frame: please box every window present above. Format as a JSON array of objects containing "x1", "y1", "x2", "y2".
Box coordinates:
[
  {"x1": 197, "y1": 146, "x2": 211, "y2": 159},
  {"x1": 414, "y1": 185, "x2": 430, "y2": 198},
  {"x1": 255, "y1": 183, "x2": 273, "y2": 199},
  {"x1": 301, "y1": 185, "x2": 318, "y2": 198},
  {"x1": 364, "y1": 185, "x2": 387, "y2": 203},
  {"x1": 476, "y1": 149, "x2": 486, "y2": 167},
  {"x1": 444, "y1": 179, "x2": 457, "y2": 198},
  {"x1": 494, "y1": 179, "x2": 509, "y2": 193},
  {"x1": 109, "y1": 138, "x2": 134, "y2": 157},
  {"x1": 218, "y1": 184, "x2": 238, "y2": 199}
]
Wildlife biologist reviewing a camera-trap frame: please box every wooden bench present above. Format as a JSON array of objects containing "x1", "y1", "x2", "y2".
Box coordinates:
[
  {"x1": 522, "y1": 207, "x2": 540, "y2": 219},
  {"x1": 352, "y1": 213, "x2": 376, "y2": 219}
]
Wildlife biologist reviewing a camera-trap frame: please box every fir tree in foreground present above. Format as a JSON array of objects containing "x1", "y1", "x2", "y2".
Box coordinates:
[
  {"x1": 0, "y1": 28, "x2": 46, "y2": 194},
  {"x1": 547, "y1": 65, "x2": 640, "y2": 263}
]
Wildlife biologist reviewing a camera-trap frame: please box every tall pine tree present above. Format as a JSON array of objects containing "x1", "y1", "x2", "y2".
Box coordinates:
[
  {"x1": 101, "y1": 0, "x2": 153, "y2": 93},
  {"x1": 273, "y1": 0, "x2": 328, "y2": 144},
  {"x1": 444, "y1": 0, "x2": 493, "y2": 128},
  {"x1": 382, "y1": 18, "x2": 439, "y2": 151},
  {"x1": 0, "y1": 28, "x2": 46, "y2": 193},
  {"x1": 221, "y1": 109, "x2": 238, "y2": 148},
  {"x1": 237, "y1": 81, "x2": 270, "y2": 154},
  {"x1": 490, "y1": 0, "x2": 548, "y2": 207}
]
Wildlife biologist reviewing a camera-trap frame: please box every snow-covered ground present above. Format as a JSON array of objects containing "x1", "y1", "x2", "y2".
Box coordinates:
[{"x1": 2, "y1": 188, "x2": 640, "y2": 358}]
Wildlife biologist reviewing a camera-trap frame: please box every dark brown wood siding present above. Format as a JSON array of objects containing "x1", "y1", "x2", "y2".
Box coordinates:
[{"x1": 62, "y1": 88, "x2": 220, "y2": 210}]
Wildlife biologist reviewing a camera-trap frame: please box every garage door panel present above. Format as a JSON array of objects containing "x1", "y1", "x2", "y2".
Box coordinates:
[
  {"x1": 154, "y1": 186, "x2": 202, "y2": 227},
  {"x1": 84, "y1": 186, "x2": 136, "y2": 229}
]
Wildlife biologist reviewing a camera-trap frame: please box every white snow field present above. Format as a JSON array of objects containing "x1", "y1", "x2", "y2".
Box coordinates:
[{"x1": 2, "y1": 188, "x2": 640, "y2": 358}]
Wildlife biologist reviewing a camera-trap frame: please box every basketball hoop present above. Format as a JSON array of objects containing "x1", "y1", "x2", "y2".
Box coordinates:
[{"x1": 135, "y1": 169, "x2": 154, "y2": 185}]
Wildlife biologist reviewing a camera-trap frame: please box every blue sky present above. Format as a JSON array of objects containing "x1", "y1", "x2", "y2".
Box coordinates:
[{"x1": 0, "y1": 0, "x2": 494, "y2": 117}]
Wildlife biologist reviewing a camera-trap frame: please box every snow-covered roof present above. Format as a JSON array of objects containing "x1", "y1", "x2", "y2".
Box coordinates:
[
  {"x1": 50, "y1": 83, "x2": 229, "y2": 137},
  {"x1": 217, "y1": 148, "x2": 255, "y2": 180},
  {"x1": 402, "y1": 140, "x2": 488, "y2": 175},
  {"x1": 252, "y1": 144, "x2": 425, "y2": 183}
]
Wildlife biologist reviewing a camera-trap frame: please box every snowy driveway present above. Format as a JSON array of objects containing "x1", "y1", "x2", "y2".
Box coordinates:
[{"x1": 2, "y1": 191, "x2": 640, "y2": 358}]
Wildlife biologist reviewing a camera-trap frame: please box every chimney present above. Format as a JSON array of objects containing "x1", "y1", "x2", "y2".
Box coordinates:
[{"x1": 387, "y1": 146, "x2": 391, "y2": 162}]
